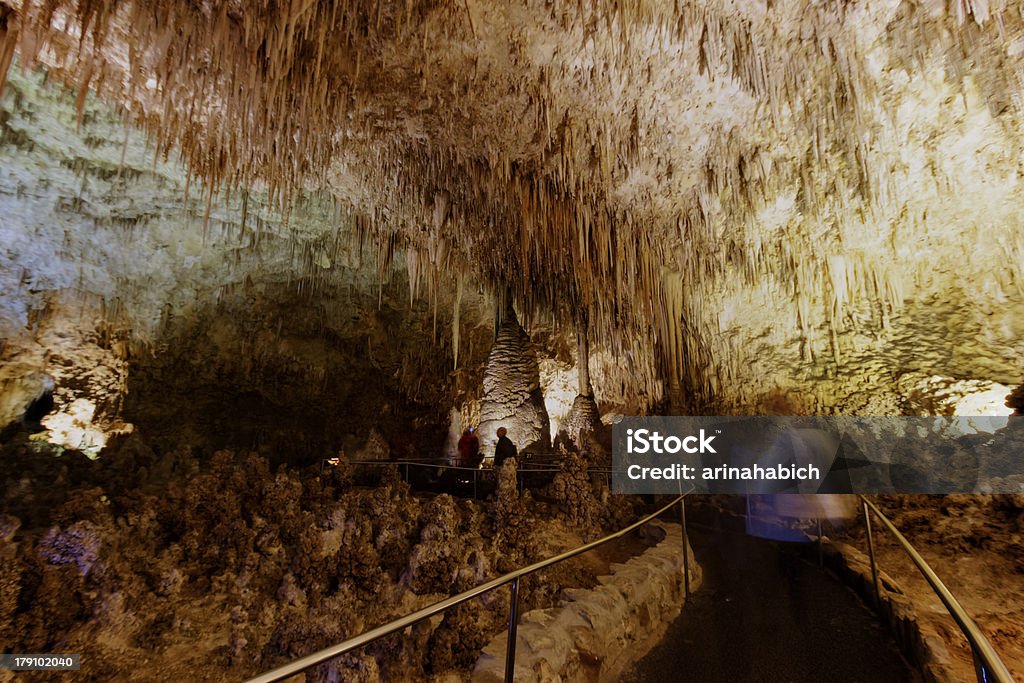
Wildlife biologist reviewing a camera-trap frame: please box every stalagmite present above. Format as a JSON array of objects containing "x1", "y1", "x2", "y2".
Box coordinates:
[
  {"x1": 558, "y1": 313, "x2": 602, "y2": 451},
  {"x1": 477, "y1": 309, "x2": 551, "y2": 456}
]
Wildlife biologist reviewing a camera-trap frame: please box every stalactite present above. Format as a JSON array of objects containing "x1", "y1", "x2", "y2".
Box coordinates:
[
  {"x1": 2, "y1": 0, "x2": 1021, "y2": 409},
  {"x1": 452, "y1": 273, "x2": 463, "y2": 370},
  {"x1": 577, "y1": 312, "x2": 592, "y2": 398},
  {"x1": 0, "y1": 4, "x2": 18, "y2": 99}
]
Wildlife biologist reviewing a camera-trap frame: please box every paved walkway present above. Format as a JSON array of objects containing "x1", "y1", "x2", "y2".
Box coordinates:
[{"x1": 621, "y1": 506, "x2": 917, "y2": 683}]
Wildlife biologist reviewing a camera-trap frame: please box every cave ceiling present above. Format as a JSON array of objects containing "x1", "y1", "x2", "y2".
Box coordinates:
[{"x1": 1, "y1": 0, "x2": 1022, "y2": 410}]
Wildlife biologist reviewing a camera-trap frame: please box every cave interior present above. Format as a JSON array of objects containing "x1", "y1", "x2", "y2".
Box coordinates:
[{"x1": 0, "y1": 0, "x2": 1022, "y2": 681}]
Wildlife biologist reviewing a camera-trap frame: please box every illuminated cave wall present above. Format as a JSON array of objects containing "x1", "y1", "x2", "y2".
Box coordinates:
[
  {"x1": 0, "y1": 68, "x2": 507, "y2": 459},
  {"x1": 0, "y1": 67, "x2": 645, "y2": 460},
  {"x1": 1, "y1": 0, "x2": 1023, "y2": 441}
]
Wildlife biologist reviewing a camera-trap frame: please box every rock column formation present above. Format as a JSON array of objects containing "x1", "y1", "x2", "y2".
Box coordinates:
[
  {"x1": 559, "y1": 317, "x2": 602, "y2": 450},
  {"x1": 477, "y1": 312, "x2": 550, "y2": 457}
]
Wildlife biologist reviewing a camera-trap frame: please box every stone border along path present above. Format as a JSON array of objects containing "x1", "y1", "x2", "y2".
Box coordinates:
[
  {"x1": 472, "y1": 521, "x2": 701, "y2": 683},
  {"x1": 822, "y1": 539, "x2": 964, "y2": 682}
]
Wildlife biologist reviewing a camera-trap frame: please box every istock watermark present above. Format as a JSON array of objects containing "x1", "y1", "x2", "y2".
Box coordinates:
[
  {"x1": 624, "y1": 462, "x2": 822, "y2": 483},
  {"x1": 612, "y1": 415, "x2": 1022, "y2": 495},
  {"x1": 625, "y1": 428, "x2": 718, "y2": 454}
]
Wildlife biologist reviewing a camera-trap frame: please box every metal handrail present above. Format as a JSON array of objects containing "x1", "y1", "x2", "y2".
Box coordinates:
[
  {"x1": 860, "y1": 496, "x2": 1016, "y2": 683},
  {"x1": 340, "y1": 458, "x2": 622, "y2": 474},
  {"x1": 244, "y1": 492, "x2": 691, "y2": 683},
  {"x1": 334, "y1": 451, "x2": 618, "y2": 473},
  {"x1": 338, "y1": 458, "x2": 622, "y2": 499},
  {"x1": 350, "y1": 459, "x2": 563, "y2": 470},
  {"x1": 334, "y1": 452, "x2": 590, "y2": 466}
]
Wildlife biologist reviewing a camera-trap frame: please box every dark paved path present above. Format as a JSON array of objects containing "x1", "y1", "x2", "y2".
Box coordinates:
[{"x1": 621, "y1": 505, "x2": 917, "y2": 683}]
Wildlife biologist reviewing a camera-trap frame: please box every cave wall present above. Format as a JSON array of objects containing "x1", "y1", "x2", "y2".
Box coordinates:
[
  {"x1": 4, "y1": 0, "x2": 1024, "y2": 434},
  {"x1": 0, "y1": 67, "x2": 502, "y2": 460},
  {"x1": 0, "y1": 65, "x2": 628, "y2": 462},
  {"x1": 638, "y1": 5, "x2": 1024, "y2": 415}
]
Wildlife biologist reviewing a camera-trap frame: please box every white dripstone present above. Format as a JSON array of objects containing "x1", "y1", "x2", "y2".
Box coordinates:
[{"x1": 477, "y1": 312, "x2": 551, "y2": 457}]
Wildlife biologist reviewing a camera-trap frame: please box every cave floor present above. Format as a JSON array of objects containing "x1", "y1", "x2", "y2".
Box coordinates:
[{"x1": 621, "y1": 505, "x2": 917, "y2": 683}]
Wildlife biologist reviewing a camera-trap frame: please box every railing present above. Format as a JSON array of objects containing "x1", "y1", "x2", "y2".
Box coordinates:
[
  {"x1": 333, "y1": 455, "x2": 607, "y2": 475},
  {"x1": 332, "y1": 455, "x2": 618, "y2": 498},
  {"x1": 859, "y1": 495, "x2": 1015, "y2": 683},
  {"x1": 244, "y1": 492, "x2": 692, "y2": 683},
  {"x1": 250, "y1": 468, "x2": 1013, "y2": 682}
]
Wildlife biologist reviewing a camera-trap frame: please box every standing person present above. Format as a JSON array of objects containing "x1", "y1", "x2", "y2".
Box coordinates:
[
  {"x1": 457, "y1": 427, "x2": 481, "y2": 469},
  {"x1": 494, "y1": 426, "x2": 518, "y2": 468}
]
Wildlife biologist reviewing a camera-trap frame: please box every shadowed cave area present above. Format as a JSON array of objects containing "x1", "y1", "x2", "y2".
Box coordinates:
[{"x1": 0, "y1": 1, "x2": 1023, "y2": 681}]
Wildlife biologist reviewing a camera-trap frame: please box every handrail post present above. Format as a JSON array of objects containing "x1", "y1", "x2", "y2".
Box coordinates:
[
  {"x1": 862, "y1": 498, "x2": 880, "y2": 607},
  {"x1": 504, "y1": 577, "x2": 521, "y2": 683},
  {"x1": 474, "y1": 469, "x2": 478, "y2": 499},
  {"x1": 973, "y1": 649, "x2": 989, "y2": 683},
  {"x1": 680, "y1": 497, "x2": 690, "y2": 599},
  {"x1": 817, "y1": 518, "x2": 823, "y2": 567}
]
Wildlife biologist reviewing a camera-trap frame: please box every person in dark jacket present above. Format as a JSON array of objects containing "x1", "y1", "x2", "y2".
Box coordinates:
[{"x1": 494, "y1": 426, "x2": 518, "y2": 468}]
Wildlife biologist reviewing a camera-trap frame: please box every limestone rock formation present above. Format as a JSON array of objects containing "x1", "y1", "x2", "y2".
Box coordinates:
[
  {"x1": 557, "y1": 394, "x2": 602, "y2": 452},
  {"x1": 493, "y1": 460, "x2": 526, "y2": 542},
  {"x1": 549, "y1": 453, "x2": 600, "y2": 533},
  {"x1": 477, "y1": 314, "x2": 551, "y2": 456},
  {"x1": 0, "y1": 1, "x2": 1021, "y2": 428}
]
